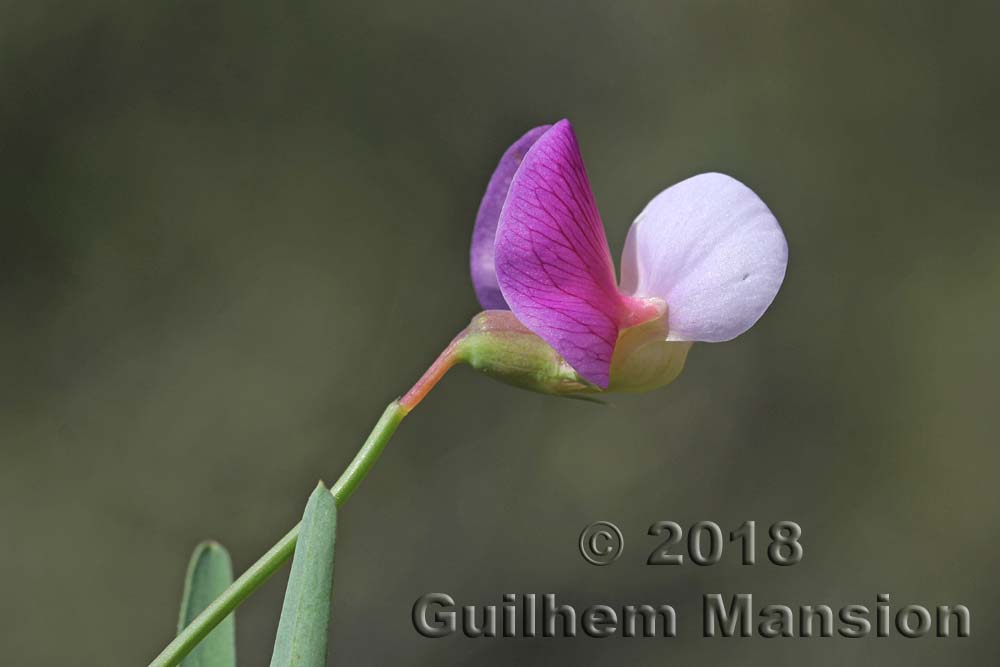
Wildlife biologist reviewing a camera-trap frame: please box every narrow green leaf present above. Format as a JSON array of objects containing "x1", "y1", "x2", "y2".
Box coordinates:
[
  {"x1": 177, "y1": 541, "x2": 236, "y2": 667},
  {"x1": 270, "y1": 482, "x2": 338, "y2": 667}
]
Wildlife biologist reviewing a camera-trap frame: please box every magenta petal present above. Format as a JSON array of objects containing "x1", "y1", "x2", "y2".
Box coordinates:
[
  {"x1": 470, "y1": 125, "x2": 551, "y2": 310},
  {"x1": 494, "y1": 120, "x2": 638, "y2": 389}
]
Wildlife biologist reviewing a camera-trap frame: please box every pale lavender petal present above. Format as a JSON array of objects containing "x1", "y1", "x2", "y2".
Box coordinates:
[
  {"x1": 620, "y1": 173, "x2": 788, "y2": 342},
  {"x1": 470, "y1": 125, "x2": 551, "y2": 309},
  {"x1": 494, "y1": 120, "x2": 659, "y2": 388}
]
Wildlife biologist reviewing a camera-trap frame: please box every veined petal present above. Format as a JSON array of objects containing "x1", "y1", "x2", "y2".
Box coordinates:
[
  {"x1": 620, "y1": 173, "x2": 788, "y2": 342},
  {"x1": 470, "y1": 125, "x2": 550, "y2": 309},
  {"x1": 494, "y1": 120, "x2": 659, "y2": 388}
]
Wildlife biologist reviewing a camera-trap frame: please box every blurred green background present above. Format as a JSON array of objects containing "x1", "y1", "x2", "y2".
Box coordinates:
[{"x1": 2, "y1": 1, "x2": 997, "y2": 665}]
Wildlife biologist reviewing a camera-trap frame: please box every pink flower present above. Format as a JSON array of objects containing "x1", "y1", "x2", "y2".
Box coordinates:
[{"x1": 469, "y1": 120, "x2": 787, "y2": 391}]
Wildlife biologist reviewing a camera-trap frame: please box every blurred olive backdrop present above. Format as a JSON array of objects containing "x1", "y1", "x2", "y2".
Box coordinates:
[{"x1": 2, "y1": 1, "x2": 998, "y2": 665}]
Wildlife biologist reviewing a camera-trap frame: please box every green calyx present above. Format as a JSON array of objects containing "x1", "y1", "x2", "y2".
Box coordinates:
[{"x1": 455, "y1": 311, "x2": 597, "y2": 396}]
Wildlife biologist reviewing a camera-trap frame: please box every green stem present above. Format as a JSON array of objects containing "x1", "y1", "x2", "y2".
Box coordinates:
[{"x1": 149, "y1": 401, "x2": 407, "y2": 667}]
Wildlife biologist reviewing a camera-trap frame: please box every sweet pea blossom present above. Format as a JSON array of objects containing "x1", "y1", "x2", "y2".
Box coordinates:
[
  {"x1": 149, "y1": 122, "x2": 791, "y2": 666},
  {"x1": 468, "y1": 119, "x2": 787, "y2": 392}
]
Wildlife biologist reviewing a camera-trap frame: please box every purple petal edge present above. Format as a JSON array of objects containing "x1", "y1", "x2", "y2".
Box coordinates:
[{"x1": 470, "y1": 125, "x2": 551, "y2": 310}]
